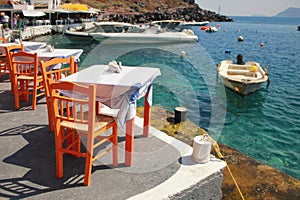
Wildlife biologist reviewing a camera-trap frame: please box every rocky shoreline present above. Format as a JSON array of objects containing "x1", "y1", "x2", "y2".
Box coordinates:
[
  {"x1": 136, "y1": 106, "x2": 300, "y2": 200},
  {"x1": 100, "y1": 4, "x2": 232, "y2": 23}
]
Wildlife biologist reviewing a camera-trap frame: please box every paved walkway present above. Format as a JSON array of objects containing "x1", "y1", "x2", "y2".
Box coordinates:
[{"x1": 0, "y1": 76, "x2": 225, "y2": 199}]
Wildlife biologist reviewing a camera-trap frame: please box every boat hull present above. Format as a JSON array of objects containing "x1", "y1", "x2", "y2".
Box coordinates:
[
  {"x1": 89, "y1": 32, "x2": 198, "y2": 44},
  {"x1": 64, "y1": 30, "x2": 93, "y2": 41},
  {"x1": 220, "y1": 76, "x2": 265, "y2": 96}
]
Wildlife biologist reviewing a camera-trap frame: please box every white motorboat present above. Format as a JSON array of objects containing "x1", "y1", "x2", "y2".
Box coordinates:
[
  {"x1": 205, "y1": 26, "x2": 218, "y2": 32},
  {"x1": 90, "y1": 22, "x2": 198, "y2": 44},
  {"x1": 65, "y1": 21, "x2": 198, "y2": 44},
  {"x1": 90, "y1": 29, "x2": 198, "y2": 44},
  {"x1": 217, "y1": 60, "x2": 269, "y2": 96},
  {"x1": 180, "y1": 21, "x2": 210, "y2": 26}
]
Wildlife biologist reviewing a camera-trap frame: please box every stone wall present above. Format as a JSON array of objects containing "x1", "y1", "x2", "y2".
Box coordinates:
[{"x1": 20, "y1": 26, "x2": 53, "y2": 40}]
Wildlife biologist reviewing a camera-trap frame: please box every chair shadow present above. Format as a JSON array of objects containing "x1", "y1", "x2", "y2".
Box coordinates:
[
  {"x1": 0, "y1": 90, "x2": 15, "y2": 112},
  {"x1": 0, "y1": 86, "x2": 46, "y2": 113},
  {"x1": 0, "y1": 74, "x2": 10, "y2": 83},
  {"x1": 0, "y1": 124, "x2": 118, "y2": 199}
]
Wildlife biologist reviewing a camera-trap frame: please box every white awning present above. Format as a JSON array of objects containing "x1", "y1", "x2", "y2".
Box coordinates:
[{"x1": 22, "y1": 10, "x2": 46, "y2": 17}]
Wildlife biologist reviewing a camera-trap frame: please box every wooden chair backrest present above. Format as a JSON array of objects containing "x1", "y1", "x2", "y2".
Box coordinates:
[
  {"x1": 11, "y1": 51, "x2": 38, "y2": 77},
  {"x1": 5, "y1": 44, "x2": 25, "y2": 71},
  {"x1": 40, "y1": 56, "x2": 76, "y2": 98},
  {"x1": 48, "y1": 81, "x2": 96, "y2": 130}
]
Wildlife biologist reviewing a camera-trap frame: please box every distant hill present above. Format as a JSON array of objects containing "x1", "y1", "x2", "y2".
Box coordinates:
[{"x1": 275, "y1": 7, "x2": 300, "y2": 17}]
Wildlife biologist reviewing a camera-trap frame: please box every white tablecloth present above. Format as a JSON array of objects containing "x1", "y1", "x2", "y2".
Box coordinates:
[
  {"x1": 60, "y1": 65, "x2": 161, "y2": 125},
  {"x1": 29, "y1": 48, "x2": 83, "y2": 62},
  {"x1": 0, "y1": 41, "x2": 46, "y2": 54}
]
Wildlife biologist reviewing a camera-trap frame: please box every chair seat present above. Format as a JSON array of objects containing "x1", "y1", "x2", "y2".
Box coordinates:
[
  {"x1": 60, "y1": 113, "x2": 115, "y2": 132},
  {"x1": 17, "y1": 74, "x2": 43, "y2": 80}
]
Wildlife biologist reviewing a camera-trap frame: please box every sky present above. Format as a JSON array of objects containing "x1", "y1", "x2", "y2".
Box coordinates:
[{"x1": 195, "y1": 0, "x2": 300, "y2": 16}]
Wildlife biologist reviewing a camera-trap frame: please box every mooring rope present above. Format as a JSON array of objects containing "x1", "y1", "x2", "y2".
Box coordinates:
[{"x1": 207, "y1": 135, "x2": 246, "y2": 200}]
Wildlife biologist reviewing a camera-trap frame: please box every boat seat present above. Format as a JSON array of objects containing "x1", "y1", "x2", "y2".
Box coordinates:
[
  {"x1": 228, "y1": 64, "x2": 252, "y2": 70},
  {"x1": 227, "y1": 69, "x2": 257, "y2": 77}
]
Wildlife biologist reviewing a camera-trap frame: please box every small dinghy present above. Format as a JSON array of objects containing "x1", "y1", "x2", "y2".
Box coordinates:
[{"x1": 217, "y1": 60, "x2": 269, "y2": 96}]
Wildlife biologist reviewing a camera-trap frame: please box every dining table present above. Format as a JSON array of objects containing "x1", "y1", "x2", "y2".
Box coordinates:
[
  {"x1": 0, "y1": 41, "x2": 47, "y2": 54},
  {"x1": 28, "y1": 48, "x2": 83, "y2": 70},
  {"x1": 60, "y1": 64, "x2": 161, "y2": 166},
  {"x1": 28, "y1": 48, "x2": 83, "y2": 62}
]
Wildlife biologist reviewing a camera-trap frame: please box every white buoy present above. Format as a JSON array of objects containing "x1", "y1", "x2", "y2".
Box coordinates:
[
  {"x1": 238, "y1": 36, "x2": 244, "y2": 42},
  {"x1": 192, "y1": 135, "x2": 212, "y2": 163},
  {"x1": 180, "y1": 51, "x2": 186, "y2": 58}
]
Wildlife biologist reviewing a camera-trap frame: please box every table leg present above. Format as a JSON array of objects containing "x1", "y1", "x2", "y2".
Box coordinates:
[
  {"x1": 143, "y1": 92, "x2": 151, "y2": 137},
  {"x1": 74, "y1": 61, "x2": 78, "y2": 73},
  {"x1": 125, "y1": 118, "x2": 134, "y2": 166},
  {"x1": 96, "y1": 101, "x2": 101, "y2": 114}
]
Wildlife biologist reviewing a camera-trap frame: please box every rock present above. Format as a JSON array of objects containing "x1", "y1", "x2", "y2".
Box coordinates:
[{"x1": 102, "y1": 5, "x2": 233, "y2": 23}]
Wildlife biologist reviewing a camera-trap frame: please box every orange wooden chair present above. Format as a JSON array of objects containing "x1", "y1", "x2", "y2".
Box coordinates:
[
  {"x1": 0, "y1": 37, "x2": 7, "y2": 78},
  {"x1": 0, "y1": 38, "x2": 6, "y2": 43},
  {"x1": 40, "y1": 56, "x2": 76, "y2": 131},
  {"x1": 5, "y1": 44, "x2": 24, "y2": 93},
  {"x1": 11, "y1": 51, "x2": 44, "y2": 110},
  {"x1": 48, "y1": 81, "x2": 118, "y2": 186}
]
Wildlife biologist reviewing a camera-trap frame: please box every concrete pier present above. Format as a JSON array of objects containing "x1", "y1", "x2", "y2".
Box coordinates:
[
  {"x1": 3, "y1": 22, "x2": 96, "y2": 41},
  {"x1": 0, "y1": 79, "x2": 226, "y2": 199}
]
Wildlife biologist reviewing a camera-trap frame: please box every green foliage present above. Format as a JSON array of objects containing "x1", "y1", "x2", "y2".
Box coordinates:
[
  {"x1": 129, "y1": 4, "x2": 141, "y2": 12},
  {"x1": 113, "y1": 1, "x2": 123, "y2": 7},
  {"x1": 90, "y1": 2, "x2": 109, "y2": 10}
]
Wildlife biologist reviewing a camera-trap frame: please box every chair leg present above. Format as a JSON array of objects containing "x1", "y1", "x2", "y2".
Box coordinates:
[
  {"x1": 56, "y1": 128, "x2": 64, "y2": 179},
  {"x1": 25, "y1": 81, "x2": 29, "y2": 101},
  {"x1": 18, "y1": 80, "x2": 27, "y2": 101},
  {"x1": 112, "y1": 124, "x2": 118, "y2": 167},
  {"x1": 84, "y1": 151, "x2": 93, "y2": 186},
  {"x1": 9, "y1": 73, "x2": 14, "y2": 95},
  {"x1": 32, "y1": 83, "x2": 37, "y2": 110},
  {"x1": 46, "y1": 101, "x2": 53, "y2": 131},
  {"x1": 84, "y1": 133, "x2": 93, "y2": 186},
  {"x1": 75, "y1": 131, "x2": 81, "y2": 158},
  {"x1": 14, "y1": 79, "x2": 20, "y2": 109}
]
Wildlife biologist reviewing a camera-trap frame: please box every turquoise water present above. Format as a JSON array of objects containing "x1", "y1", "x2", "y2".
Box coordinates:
[{"x1": 35, "y1": 17, "x2": 300, "y2": 180}]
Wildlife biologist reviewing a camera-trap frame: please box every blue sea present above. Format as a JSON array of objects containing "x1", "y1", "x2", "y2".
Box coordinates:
[{"x1": 35, "y1": 16, "x2": 300, "y2": 180}]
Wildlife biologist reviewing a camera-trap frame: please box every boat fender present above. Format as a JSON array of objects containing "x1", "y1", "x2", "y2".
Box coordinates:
[
  {"x1": 250, "y1": 65, "x2": 258, "y2": 72},
  {"x1": 182, "y1": 29, "x2": 195, "y2": 36}
]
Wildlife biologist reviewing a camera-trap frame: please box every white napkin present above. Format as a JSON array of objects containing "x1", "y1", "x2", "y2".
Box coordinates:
[
  {"x1": 15, "y1": 39, "x2": 21, "y2": 44},
  {"x1": 46, "y1": 45, "x2": 54, "y2": 52},
  {"x1": 107, "y1": 60, "x2": 122, "y2": 73}
]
